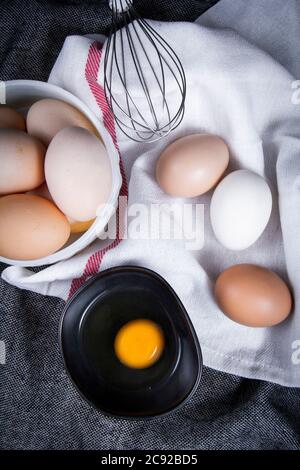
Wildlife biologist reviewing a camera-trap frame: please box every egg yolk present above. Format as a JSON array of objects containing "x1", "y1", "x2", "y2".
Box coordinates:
[
  {"x1": 70, "y1": 218, "x2": 95, "y2": 234},
  {"x1": 114, "y1": 319, "x2": 164, "y2": 369}
]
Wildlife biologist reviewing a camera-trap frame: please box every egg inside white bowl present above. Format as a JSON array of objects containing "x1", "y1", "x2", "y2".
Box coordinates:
[{"x1": 0, "y1": 80, "x2": 122, "y2": 267}]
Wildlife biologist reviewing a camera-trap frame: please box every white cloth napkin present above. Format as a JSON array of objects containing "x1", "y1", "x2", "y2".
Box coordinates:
[{"x1": 3, "y1": 0, "x2": 300, "y2": 387}]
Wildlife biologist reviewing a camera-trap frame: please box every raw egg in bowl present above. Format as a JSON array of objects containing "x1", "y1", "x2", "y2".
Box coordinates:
[
  {"x1": 0, "y1": 80, "x2": 122, "y2": 267},
  {"x1": 60, "y1": 266, "x2": 202, "y2": 418}
]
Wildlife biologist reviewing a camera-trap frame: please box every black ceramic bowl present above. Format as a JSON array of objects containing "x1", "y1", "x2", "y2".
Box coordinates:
[{"x1": 60, "y1": 266, "x2": 202, "y2": 418}]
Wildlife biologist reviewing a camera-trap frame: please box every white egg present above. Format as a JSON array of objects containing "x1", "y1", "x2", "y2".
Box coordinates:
[{"x1": 210, "y1": 170, "x2": 272, "y2": 250}]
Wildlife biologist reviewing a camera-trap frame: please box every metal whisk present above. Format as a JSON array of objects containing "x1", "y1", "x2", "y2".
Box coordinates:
[{"x1": 104, "y1": 0, "x2": 186, "y2": 143}]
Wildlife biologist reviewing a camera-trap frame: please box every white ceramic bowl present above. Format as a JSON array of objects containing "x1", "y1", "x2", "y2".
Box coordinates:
[{"x1": 0, "y1": 80, "x2": 122, "y2": 267}]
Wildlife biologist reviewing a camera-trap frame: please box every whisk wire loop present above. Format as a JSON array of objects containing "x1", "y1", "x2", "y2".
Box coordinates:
[{"x1": 105, "y1": 0, "x2": 186, "y2": 143}]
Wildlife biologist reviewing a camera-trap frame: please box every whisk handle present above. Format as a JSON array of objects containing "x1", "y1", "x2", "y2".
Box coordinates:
[{"x1": 109, "y1": 0, "x2": 133, "y2": 13}]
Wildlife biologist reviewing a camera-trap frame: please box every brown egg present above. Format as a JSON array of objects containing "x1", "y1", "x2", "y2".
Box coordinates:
[
  {"x1": 215, "y1": 264, "x2": 292, "y2": 327},
  {"x1": 0, "y1": 194, "x2": 70, "y2": 260},
  {"x1": 0, "y1": 106, "x2": 26, "y2": 131},
  {"x1": 28, "y1": 184, "x2": 94, "y2": 234},
  {"x1": 27, "y1": 182, "x2": 53, "y2": 202},
  {"x1": 156, "y1": 134, "x2": 229, "y2": 198},
  {"x1": 27, "y1": 99, "x2": 98, "y2": 146},
  {"x1": 0, "y1": 129, "x2": 45, "y2": 195}
]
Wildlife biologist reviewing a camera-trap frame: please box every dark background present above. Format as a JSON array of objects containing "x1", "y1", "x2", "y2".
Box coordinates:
[{"x1": 0, "y1": 0, "x2": 300, "y2": 450}]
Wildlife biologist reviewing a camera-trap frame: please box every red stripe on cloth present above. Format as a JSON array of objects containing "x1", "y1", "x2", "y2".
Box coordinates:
[{"x1": 68, "y1": 42, "x2": 128, "y2": 299}]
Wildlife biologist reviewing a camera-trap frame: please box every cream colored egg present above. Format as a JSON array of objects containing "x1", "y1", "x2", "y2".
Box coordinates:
[
  {"x1": 0, "y1": 194, "x2": 70, "y2": 260},
  {"x1": 156, "y1": 134, "x2": 229, "y2": 198},
  {"x1": 27, "y1": 99, "x2": 99, "y2": 146},
  {"x1": 45, "y1": 126, "x2": 112, "y2": 222},
  {"x1": 0, "y1": 106, "x2": 26, "y2": 131},
  {"x1": 0, "y1": 129, "x2": 45, "y2": 195}
]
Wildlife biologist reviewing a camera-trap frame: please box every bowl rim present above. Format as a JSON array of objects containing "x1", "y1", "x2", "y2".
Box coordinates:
[
  {"x1": 59, "y1": 265, "x2": 203, "y2": 420},
  {"x1": 0, "y1": 79, "x2": 122, "y2": 267}
]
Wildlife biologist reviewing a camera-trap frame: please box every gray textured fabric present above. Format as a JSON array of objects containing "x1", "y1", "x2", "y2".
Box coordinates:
[{"x1": 0, "y1": 0, "x2": 300, "y2": 450}]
